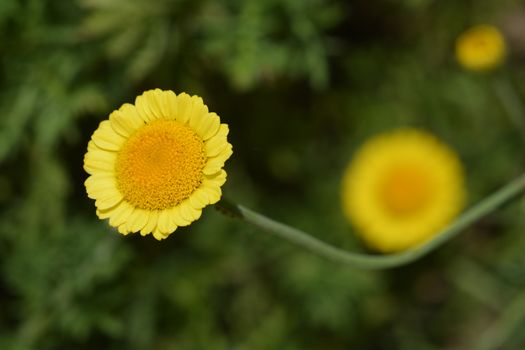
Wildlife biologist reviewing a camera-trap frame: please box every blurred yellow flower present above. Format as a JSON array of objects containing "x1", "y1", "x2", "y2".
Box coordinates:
[
  {"x1": 84, "y1": 89, "x2": 232, "y2": 240},
  {"x1": 341, "y1": 129, "x2": 465, "y2": 252},
  {"x1": 455, "y1": 25, "x2": 506, "y2": 72}
]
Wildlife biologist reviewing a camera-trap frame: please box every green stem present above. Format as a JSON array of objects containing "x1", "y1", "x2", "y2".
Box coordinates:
[
  {"x1": 448, "y1": 259, "x2": 505, "y2": 311},
  {"x1": 218, "y1": 173, "x2": 525, "y2": 269},
  {"x1": 493, "y1": 75, "x2": 525, "y2": 140},
  {"x1": 474, "y1": 290, "x2": 525, "y2": 350}
]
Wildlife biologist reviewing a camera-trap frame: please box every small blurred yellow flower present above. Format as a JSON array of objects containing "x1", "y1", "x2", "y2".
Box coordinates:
[
  {"x1": 341, "y1": 129, "x2": 465, "y2": 252},
  {"x1": 455, "y1": 25, "x2": 506, "y2": 72},
  {"x1": 84, "y1": 89, "x2": 233, "y2": 240}
]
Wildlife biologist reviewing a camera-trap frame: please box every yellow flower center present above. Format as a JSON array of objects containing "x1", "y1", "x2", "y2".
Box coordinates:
[
  {"x1": 467, "y1": 36, "x2": 493, "y2": 55},
  {"x1": 115, "y1": 119, "x2": 206, "y2": 210},
  {"x1": 379, "y1": 164, "x2": 432, "y2": 216}
]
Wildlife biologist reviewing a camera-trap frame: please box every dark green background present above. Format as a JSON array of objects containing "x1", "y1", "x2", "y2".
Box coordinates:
[{"x1": 1, "y1": 0, "x2": 525, "y2": 349}]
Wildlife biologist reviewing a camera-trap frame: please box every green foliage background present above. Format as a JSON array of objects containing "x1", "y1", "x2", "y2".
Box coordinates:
[{"x1": 1, "y1": 0, "x2": 525, "y2": 349}]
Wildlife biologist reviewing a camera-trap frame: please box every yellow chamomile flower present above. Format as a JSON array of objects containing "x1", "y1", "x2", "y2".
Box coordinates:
[
  {"x1": 341, "y1": 129, "x2": 465, "y2": 253},
  {"x1": 455, "y1": 25, "x2": 506, "y2": 72},
  {"x1": 84, "y1": 89, "x2": 233, "y2": 240}
]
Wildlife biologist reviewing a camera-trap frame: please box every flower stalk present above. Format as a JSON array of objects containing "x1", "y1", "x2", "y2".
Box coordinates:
[
  {"x1": 493, "y1": 75, "x2": 525, "y2": 141},
  {"x1": 217, "y1": 172, "x2": 525, "y2": 269}
]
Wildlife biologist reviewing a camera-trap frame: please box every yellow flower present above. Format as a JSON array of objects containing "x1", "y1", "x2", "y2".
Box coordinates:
[
  {"x1": 341, "y1": 129, "x2": 465, "y2": 252},
  {"x1": 455, "y1": 25, "x2": 506, "y2": 72},
  {"x1": 84, "y1": 89, "x2": 233, "y2": 240}
]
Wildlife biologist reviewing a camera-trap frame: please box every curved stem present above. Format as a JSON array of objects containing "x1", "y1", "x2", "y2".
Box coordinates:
[{"x1": 217, "y1": 173, "x2": 525, "y2": 269}]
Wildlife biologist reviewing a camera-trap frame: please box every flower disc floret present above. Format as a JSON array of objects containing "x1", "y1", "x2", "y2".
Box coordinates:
[{"x1": 115, "y1": 119, "x2": 206, "y2": 210}]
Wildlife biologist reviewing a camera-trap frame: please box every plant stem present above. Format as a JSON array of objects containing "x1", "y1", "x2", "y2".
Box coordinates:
[
  {"x1": 493, "y1": 75, "x2": 525, "y2": 140},
  {"x1": 474, "y1": 290, "x2": 525, "y2": 350},
  {"x1": 217, "y1": 173, "x2": 525, "y2": 269}
]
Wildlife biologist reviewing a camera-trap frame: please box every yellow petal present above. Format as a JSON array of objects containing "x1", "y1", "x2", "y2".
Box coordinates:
[
  {"x1": 203, "y1": 145, "x2": 233, "y2": 175},
  {"x1": 83, "y1": 160, "x2": 111, "y2": 175},
  {"x1": 158, "y1": 209, "x2": 176, "y2": 234},
  {"x1": 152, "y1": 228, "x2": 169, "y2": 240},
  {"x1": 86, "y1": 148, "x2": 117, "y2": 164},
  {"x1": 92, "y1": 120, "x2": 126, "y2": 151},
  {"x1": 118, "y1": 224, "x2": 131, "y2": 235},
  {"x1": 87, "y1": 140, "x2": 98, "y2": 152},
  {"x1": 126, "y1": 208, "x2": 149, "y2": 233},
  {"x1": 188, "y1": 98, "x2": 209, "y2": 133},
  {"x1": 192, "y1": 187, "x2": 213, "y2": 206},
  {"x1": 200, "y1": 184, "x2": 222, "y2": 204},
  {"x1": 179, "y1": 200, "x2": 202, "y2": 222},
  {"x1": 158, "y1": 90, "x2": 177, "y2": 119},
  {"x1": 149, "y1": 89, "x2": 169, "y2": 117},
  {"x1": 200, "y1": 113, "x2": 221, "y2": 141},
  {"x1": 87, "y1": 183, "x2": 120, "y2": 201},
  {"x1": 85, "y1": 174, "x2": 118, "y2": 197},
  {"x1": 140, "y1": 210, "x2": 158, "y2": 235},
  {"x1": 189, "y1": 188, "x2": 209, "y2": 209},
  {"x1": 96, "y1": 209, "x2": 109, "y2": 219},
  {"x1": 207, "y1": 123, "x2": 229, "y2": 141},
  {"x1": 214, "y1": 144, "x2": 234, "y2": 162},
  {"x1": 204, "y1": 124, "x2": 230, "y2": 156},
  {"x1": 173, "y1": 93, "x2": 193, "y2": 124},
  {"x1": 84, "y1": 148, "x2": 117, "y2": 174},
  {"x1": 205, "y1": 138, "x2": 229, "y2": 158},
  {"x1": 169, "y1": 206, "x2": 191, "y2": 227},
  {"x1": 202, "y1": 162, "x2": 223, "y2": 176},
  {"x1": 95, "y1": 192, "x2": 123, "y2": 210},
  {"x1": 204, "y1": 170, "x2": 227, "y2": 187},
  {"x1": 119, "y1": 103, "x2": 144, "y2": 125},
  {"x1": 96, "y1": 203, "x2": 120, "y2": 219},
  {"x1": 108, "y1": 201, "x2": 134, "y2": 228},
  {"x1": 109, "y1": 106, "x2": 144, "y2": 137},
  {"x1": 135, "y1": 90, "x2": 162, "y2": 122}
]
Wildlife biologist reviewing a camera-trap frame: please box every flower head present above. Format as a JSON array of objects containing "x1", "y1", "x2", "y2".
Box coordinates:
[
  {"x1": 84, "y1": 89, "x2": 232, "y2": 240},
  {"x1": 455, "y1": 25, "x2": 506, "y2": 72},
  {"x1": 341, "y1": 129, "x2": 465, "y2": 252}
]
